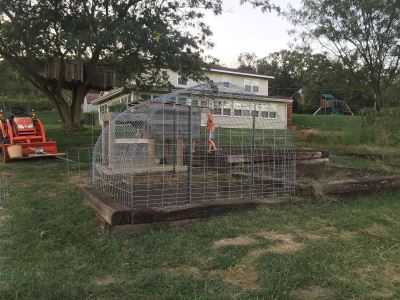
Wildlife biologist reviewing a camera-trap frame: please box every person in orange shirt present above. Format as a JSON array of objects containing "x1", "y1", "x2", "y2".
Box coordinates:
[{"x1": 207, "y1": 112, "x2": 217, "y2": 153}]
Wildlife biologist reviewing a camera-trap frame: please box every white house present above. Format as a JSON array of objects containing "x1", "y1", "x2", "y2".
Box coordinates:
[
  {"x1": 92, "y1": 66, "x2": 293, "y2": 129},
  {"x1": 82, "y1": 92, "x2": 100, "y2": 113}
]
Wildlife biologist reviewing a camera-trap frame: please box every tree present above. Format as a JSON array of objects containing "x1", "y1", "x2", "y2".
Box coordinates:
[
  {"x1": 291, "y1": 0, "x2": 400, "y2": 109},
  {"x1": 0, "y1": 0, "x2": 223, "y2": 131},
  {"x1": 253, "y1": 49, "x2": 371, "y2": 112},
  {"x1": 0, "y1": 60, "x2": 44, "y2": 100},
  {"x1": 238, "y1": 52, "x2": 258, "y2": 72}
]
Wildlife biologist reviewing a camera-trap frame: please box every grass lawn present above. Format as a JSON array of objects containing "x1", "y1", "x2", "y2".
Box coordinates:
[
  {"x1": 0, "y1": 112, "x2": 400, "y2": 299},
  {"x1": 294, "y1": 114, "x2": 400, "y2": 167}
]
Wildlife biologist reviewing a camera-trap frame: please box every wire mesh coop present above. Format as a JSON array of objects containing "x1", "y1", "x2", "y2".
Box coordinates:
[{"x1": 91, "y1": 82, "x2": 296, "y2": 209}]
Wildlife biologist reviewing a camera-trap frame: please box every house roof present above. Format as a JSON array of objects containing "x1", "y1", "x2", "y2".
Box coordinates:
[
  {"x1": 153, "y1": 82, "x2": 292, "y2": 104},
  {"x1": 92, "y1": 82, "x2": 292, "y2": 106},
  {"x1": 208, "y1": 65, "x2": 275, "y2": 80},
  {"x1": 85, "y1": 93, "x2": 100, "y2": 104},
  {"x1": 92, "y1": 87, "x2": 126, "y2": 105}
]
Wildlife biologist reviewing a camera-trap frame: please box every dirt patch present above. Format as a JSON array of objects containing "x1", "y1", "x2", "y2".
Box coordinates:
[
  {"x1": 222, "y1": 248, "x2": 268, "y2": 290},
  {"x1": 95, "y1": 275, "x2": 117, "y2": 286},
  {"x1": 356, "y1": 263, "x2": 400, "y2": 286},
  {"x1": 214, "y1": 230, "x2": 307, "y2": 254},
  {"x1": 0, "y1": 172, "x2": 15, "y2": 178},
  {"x1": 255, "y1": 231, "x2": 304, "y2": 254},
  {"x1": 383, "y1": 264, "x2": 400, "y2": 284},
  {"x1": 370, "y1": 288, "x2": 394, "y2": 299},
  {"x1": 0, "y1": 214, "x2": 8, "y2": 224},
  {"x1": 69, "y1": 175, "x2": 89, "y2": 187},
  {"x1": 363, "y1": 223, "x2": 388, "y2": 238},
  {"x1": 294, "y1": 230, "x2": 325, "y2": 241},
  {"x1": 213, "y1": 236, "x2": 257, "y2": 249},
  {"x1": 296, "y1": 129, "x2": 320, "y2": 141},
  {"x1": 247, "y1": 249, "x2": 268, "y2": 259},
  {"x1": 223, "y1": 264, "x2": 259, "y2": 290},
  {"x1": 291, "y1": 286, "x2": 335, "y2": 300},
  {"x1": 317, "y1": 226, "x2": 357, "y2": 241},
  {"x1": 338, "y1": 230, "x2": 357, "y2": 241}
]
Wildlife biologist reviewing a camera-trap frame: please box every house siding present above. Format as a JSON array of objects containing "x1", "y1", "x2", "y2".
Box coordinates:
[{"x1": 166, "y1": 70, "x2": 269, "y2": 96}]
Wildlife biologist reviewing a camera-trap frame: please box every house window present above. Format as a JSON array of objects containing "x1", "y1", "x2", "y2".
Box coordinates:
[
  {"x1": 242, "y1": 110, "x2": 251, "y2": 117},
  {"x1": 233, "y1": 101, "x2": 254, "y2": 117},
  {"x1": 234, "y1": 109, "x2": 242, "y2": 116},
  {"x1": 223, "y1": 108, "x2": 231, "y2": 116},
  {"x1": 223, "y1": 101, "x2": 232, "y2": 116},
  {"x1": 269, "y1": 112, "x2": 277, "y2": 119},
  {"x1": 200, "y1": 100, "x2": 208, "y2": 107},
  {"x1": 223, "y1": 81, "x2": 230, "y2": 88},
  {"x1": 100, "y1": 105, "x2": 107, "y2": 113},
  {"x1": 213, "y1": 100, "x2": 223, "y2": 115},
  {"x1": 177, "y1": 75, "x2": 188, "y2": 86},
  {"x1": 261, "y1": 111, "x2": 269, "y2": 118},
  {"x1": 244, "y1": 79, "x2": 261, "y2": 93}
]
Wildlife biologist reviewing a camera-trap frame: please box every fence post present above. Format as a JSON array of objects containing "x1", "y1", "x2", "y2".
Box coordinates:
[
  {"x1": 251, "y1": 111, "x2": 256, "y2": 201},
  {"x1": 173, "y1": 103, "x2": 177, "y2": 173},
  {"x1": 187, "y1": 103, "x2": 193, "y2": 204}
]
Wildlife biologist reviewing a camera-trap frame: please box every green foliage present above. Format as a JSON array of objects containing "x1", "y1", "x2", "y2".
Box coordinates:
[
  {"x1": 0, "y1": 0, "x2": 224, "y2": 130},
  {"x1": 0, "y1": 61, "x2": 44, "y2": 98},
  {"x1": 247, "y1": 49, "x2": 373, "y2": 113},
  {"x1": 291, "y1": 0, "x2": 400, "y2": 108}
]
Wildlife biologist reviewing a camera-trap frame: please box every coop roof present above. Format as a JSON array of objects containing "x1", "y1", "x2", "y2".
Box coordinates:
[{"x1": 154, "y1": 82, "x2": 292, "y2": 104}]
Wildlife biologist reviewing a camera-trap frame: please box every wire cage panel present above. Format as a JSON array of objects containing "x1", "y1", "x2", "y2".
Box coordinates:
[{"x1": 92, "y1": 83, "x2": 296, "y2": 209}]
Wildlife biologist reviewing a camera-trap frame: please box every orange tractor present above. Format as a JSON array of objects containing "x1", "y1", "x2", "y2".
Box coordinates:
[{"x1": 0, "y1": 109, "x2": 62, "y2": 162}]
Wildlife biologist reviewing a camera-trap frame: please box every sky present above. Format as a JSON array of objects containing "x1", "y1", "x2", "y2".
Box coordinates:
[{"x1": 203, "y1": 0, "x2": 302, "y2": 67}]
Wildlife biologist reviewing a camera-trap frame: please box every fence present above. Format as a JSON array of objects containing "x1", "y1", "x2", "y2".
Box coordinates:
[
  {"x1": 91, "y1": 100, "x2": 296, "y2": 209},
  {"x1": 63, "y1": 148, "x2": 93, "y2": 179}
]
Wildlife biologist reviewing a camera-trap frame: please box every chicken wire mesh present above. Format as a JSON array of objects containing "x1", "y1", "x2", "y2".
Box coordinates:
[
  {"x1": 91, "y1": 83, "x2": 296, "y2": 209},
  {"x1": 64, "y1": 148, "x2": 93, "y2": 178}
]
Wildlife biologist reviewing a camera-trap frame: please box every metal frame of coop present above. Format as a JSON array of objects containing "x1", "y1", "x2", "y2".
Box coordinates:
[{"x1": 91, "y1": 83, "x2": 296, "y2": 209}]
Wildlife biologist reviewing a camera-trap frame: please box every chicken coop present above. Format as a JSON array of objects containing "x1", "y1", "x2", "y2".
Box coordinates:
[{"x1": 91, "y1": 83, "x2": 296, "y2": 210}]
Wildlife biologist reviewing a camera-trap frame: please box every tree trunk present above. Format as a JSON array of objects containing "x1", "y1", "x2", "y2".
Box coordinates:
[{"x1": 49, "y1": 85, "x2": 87, "y2": 132}]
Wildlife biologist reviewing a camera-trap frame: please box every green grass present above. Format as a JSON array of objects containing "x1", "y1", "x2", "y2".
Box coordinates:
[
  {"x1": 293, "y1": 114, "x2": 362, "y2": 132},
  {"x1": 2, "y1": 160, "x2": 400, "y2": 299},
  {"x1": 36, "y1": 111, "x2": 100, "y2": 151},
  {"x1": 293, "y1": 114, "x2": 400, "y2": 163},
  {"x1": 1, "y1": 111, "x2": 400, "y2": 299}
]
